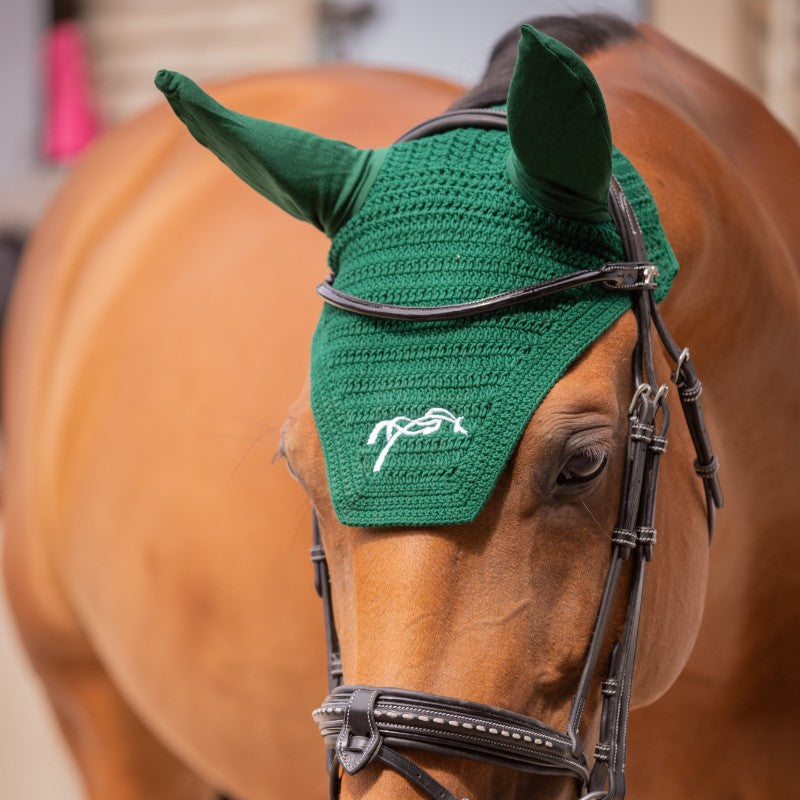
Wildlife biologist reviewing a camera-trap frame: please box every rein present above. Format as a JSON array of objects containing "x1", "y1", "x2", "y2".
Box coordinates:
[{"x1": 309, "y1": 109, "x2": 723, "y2": 800}]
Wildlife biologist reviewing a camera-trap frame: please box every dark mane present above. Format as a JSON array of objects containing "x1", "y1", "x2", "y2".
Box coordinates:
[{"x1": 450, "y1": 14, "x2": 639, "y2": 110}]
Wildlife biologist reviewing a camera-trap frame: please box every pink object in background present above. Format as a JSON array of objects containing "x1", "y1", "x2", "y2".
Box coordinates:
[{"x1": 43, "y1": 20, "x2": 100, "y2": 162}]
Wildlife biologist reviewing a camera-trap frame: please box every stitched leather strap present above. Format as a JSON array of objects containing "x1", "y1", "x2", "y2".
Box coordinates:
[
  {"x1": 648, "y1": 315, "x2": 725, "y2": 532},
  {"x1": 608, "y1": 176, "x2": 723, "y2": 538},
  {"x1": 315, "y1": 686, "x2": 588, "y2": 781},
  {"x1": 336, "y1": 688, "x2": 382, "y2": 774}
]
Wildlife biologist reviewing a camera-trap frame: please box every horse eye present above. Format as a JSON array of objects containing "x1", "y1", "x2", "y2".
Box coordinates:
[{"x1": 556, "y1": 448, "x2": 608, "y2": 486}]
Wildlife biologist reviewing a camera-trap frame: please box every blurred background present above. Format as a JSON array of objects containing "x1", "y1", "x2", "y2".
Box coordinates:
[{"x1": 0, "y1": 0, "x2": 797, "y2": 797}]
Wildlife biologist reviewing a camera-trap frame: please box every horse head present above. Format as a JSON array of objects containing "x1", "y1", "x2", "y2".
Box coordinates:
[{"x1": 159, "y1": 19, "x2": 719, "y2": 800}]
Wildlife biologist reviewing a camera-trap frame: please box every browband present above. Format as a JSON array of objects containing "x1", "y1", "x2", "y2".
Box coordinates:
[
  {"x1": 394, "y1": 108, "x2": 510, "y2": 142},
  {"x1": 317, "y1": 262, "x2": 658, "y2": 321}
]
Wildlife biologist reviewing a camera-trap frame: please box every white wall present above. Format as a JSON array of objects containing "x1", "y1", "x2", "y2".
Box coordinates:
[
  {"x1": 0, "y1": 0, "x2": 43, "y2": 189},
  {"x1": 0, "y1": 569, "x2": 83, "y2": 799},
  {"x1": 336, "y1": 0, "x2": 643, "y2": 84},
  {"x1": 0, "y1": 0, "x2": 52, "y2": 230}
]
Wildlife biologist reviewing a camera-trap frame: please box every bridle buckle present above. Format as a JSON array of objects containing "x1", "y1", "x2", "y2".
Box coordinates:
[{"x1": 642, "y1": 263, "x2": 659, "y2": 286}]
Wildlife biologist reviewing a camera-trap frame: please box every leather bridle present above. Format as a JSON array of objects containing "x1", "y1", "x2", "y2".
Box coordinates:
[{"x1": 308, "y1": 110, "x2": 723, "y2": 800}]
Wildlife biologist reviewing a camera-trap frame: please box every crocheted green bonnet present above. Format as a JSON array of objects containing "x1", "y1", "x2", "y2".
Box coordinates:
[{"x1": 156, "y1": 26, "x2": 678, "y2": 527}]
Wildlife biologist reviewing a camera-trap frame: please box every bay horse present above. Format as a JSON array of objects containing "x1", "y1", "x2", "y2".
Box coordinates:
[{"x1": 4, "y1": 14, "x2": 799, "y2": 800}]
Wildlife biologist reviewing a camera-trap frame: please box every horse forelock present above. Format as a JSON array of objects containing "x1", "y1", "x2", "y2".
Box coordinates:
[{"x1": 450, "y1": 13, "x2": 640, "y2": 111}]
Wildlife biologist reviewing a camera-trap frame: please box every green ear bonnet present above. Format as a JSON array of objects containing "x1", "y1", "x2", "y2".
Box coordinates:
[{"x1": 157, "y1": 26, "x2": 678, "y2": 527}]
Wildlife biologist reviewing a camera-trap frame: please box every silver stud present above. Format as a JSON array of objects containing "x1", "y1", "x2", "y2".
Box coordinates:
[
  {"x1": 402, "y1": 713, "x2": 414, "y2": 720},
  {"x1": 545, "y1": 741, "x2": 554, "y2": 748},
  {"x1": 523, "y1": 736, "x2": 532, "y2": 742},
  {"x1": 374, "y1": 710, "x2": 383, "y2": 717},
  {"x1": 433, "y1": 717, "x2": 445, "y2": 724},
  {"x1": 462, "y1": 723, "x2": 474, "y2": 729},
  {"x1": 386, "y1": 711, "x2": 398, "y2": 719},
  {"x1": 418, "y1": 715, "x2": 430, "y2": 722},
  {"x1": 501, "y1": 730, "x2": 510, "y2": 737},
  {"x1": 489, "y1": 728, "x2": 499, "y2": 735},
  {"x1": 512, "y1": 733, "x2": 521, "y2": 740},
  {"x1": 535, "y1": 738, "x2": 543, "y2": 745},
  {"x1": 334, "y1": 707, "x2": 342, "y2": 714},
  {"x1": 448, "y1": 720, "x2": 460, "y2": 727},
  {"x1": 476, "y1": 725, "x2": 486, "y2": 732}
]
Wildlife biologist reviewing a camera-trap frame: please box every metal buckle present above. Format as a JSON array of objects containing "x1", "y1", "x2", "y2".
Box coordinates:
[
  {"x1": 628, "y1": 383, "x2": 652, "y2": 415},
  {"x1": 602, "y1": 262, "x2": 658, "y2": 291},
  {"x1": 671, "y1": 347, "x2": 690, "y2": 383},
  {"x1": 642, "y1": 263, "x2": 659, "y2": 286}
]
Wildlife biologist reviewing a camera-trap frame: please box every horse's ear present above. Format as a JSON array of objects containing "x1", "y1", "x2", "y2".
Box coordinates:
[
  {"x1": 155, "y1": 70, "x2": 385, "y2": 238},
  {"x1": 506, "y1": 25, "x2": 612, "y2": 223}
]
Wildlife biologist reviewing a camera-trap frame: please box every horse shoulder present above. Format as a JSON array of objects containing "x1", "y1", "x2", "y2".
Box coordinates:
[{"x1": 2, "y1": 66, "x2": 462, "y2": 798}]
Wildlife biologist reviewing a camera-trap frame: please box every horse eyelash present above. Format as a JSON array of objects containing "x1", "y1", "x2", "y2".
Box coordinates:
[{"x1": 568, "y1": 444, "x2": 608, "y2": 462}]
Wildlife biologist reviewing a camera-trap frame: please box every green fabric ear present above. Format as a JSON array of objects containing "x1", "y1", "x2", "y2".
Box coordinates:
[
  {"x1": 155, "y1": 70, "x2": 386, "y2": 237},
  {"x1": 506, "y1": 25, "x2": 612, "y2": 223}
]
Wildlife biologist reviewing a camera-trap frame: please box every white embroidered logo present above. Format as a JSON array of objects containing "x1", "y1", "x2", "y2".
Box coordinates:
[{"x1": 367, "y1": 408, "x2": 468, "y2": 473}]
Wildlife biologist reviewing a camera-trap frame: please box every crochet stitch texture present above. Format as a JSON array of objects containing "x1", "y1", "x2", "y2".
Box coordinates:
[{"x1": 311, "y1": 126, "x2": 677, "y2": 526}]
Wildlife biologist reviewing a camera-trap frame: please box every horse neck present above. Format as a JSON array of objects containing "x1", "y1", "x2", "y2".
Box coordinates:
[
  {"x1": 687, "y1": 140, "x2": 800, "y2": 713},
  {"x1": 599, "y1": 30, "x2": 800, "y2": 703}
]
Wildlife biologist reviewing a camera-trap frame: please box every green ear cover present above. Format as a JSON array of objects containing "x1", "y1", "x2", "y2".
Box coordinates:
[
  {"x1": 155, "y1": 70, "x2": 385, "y2": 237},
  {"x1": 506, "y1": 25, "x2": 612, "y2": 223}
]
